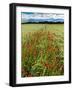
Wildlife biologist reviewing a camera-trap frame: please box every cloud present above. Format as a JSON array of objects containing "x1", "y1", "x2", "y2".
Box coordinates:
[
  {"x1": 21, "y1": 12, "x2": 64, "y2": 23},
  {"x1": 22, "y1": 12, "x2": 64, "y2": 19}
]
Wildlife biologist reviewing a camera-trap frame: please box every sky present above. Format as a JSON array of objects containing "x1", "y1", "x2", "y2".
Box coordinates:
[{"x1": 21, "y1": 12, "x2": 64, "y2": 23}]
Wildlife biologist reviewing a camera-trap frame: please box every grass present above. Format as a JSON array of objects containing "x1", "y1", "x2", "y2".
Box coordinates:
[{"x1": 21, "y1": 24, "x2": 64, "y2": 77}]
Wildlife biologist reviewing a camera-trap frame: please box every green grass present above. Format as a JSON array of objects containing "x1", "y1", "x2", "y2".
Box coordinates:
[
  {"x1": 21, "y1": 24, "x2": 64, "y2": 34},
  {"x1": 21, "y1": 24, "x2": 64, "y2": 77}
]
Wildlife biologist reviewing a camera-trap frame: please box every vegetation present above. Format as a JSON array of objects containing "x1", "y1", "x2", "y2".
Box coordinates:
[{"x1": 21, "y1": 24, "x2": 64, "y2": 77}]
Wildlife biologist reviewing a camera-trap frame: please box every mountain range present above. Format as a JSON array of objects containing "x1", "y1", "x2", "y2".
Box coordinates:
[{"x1": 22, "y1": 18, "x2": 64, "y2": 23}]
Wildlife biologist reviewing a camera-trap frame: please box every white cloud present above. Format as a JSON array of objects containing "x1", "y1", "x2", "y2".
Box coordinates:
[{"x1": 21, "y1": 13, "x2": 64, "y2": 20}]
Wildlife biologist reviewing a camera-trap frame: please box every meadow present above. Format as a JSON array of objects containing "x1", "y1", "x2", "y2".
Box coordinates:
[{"x1": 21, "y1": 24, "x2": 64, "y2": 77}]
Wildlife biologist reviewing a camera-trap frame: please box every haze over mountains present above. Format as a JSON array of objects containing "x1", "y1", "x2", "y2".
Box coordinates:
[{"x1": 21, "y1": 12, "x2": 64, "y2": 23}]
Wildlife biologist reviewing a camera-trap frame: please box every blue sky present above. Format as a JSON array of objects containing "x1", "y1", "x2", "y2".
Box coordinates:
[{"x1": 21, "y1": 12, "x2": 64, "y2": 23}]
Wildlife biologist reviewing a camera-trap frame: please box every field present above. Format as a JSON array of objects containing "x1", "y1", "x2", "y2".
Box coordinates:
[{"x1": 21, "y1": 24, "x2": 64, "y2": 77}]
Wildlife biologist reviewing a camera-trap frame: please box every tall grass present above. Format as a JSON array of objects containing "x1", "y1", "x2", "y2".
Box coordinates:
[{"x1": 21, "y1": 24, "x2": 64, "y2": 77}]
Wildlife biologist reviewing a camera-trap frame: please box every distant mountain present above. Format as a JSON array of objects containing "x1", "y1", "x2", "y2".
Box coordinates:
[{"x1": 21, "y1": 18, "x2": 64, "y2": 23}]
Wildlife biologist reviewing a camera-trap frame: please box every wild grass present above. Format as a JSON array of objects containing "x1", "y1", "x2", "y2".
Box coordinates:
[{"x1": 21, "y1": 24, "x2": 64, "y2": 77}]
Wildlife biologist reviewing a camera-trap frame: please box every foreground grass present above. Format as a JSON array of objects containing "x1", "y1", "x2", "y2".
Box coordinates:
[{"x1": 21, "y1": 24, "x2": 64, "y2": 77}]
